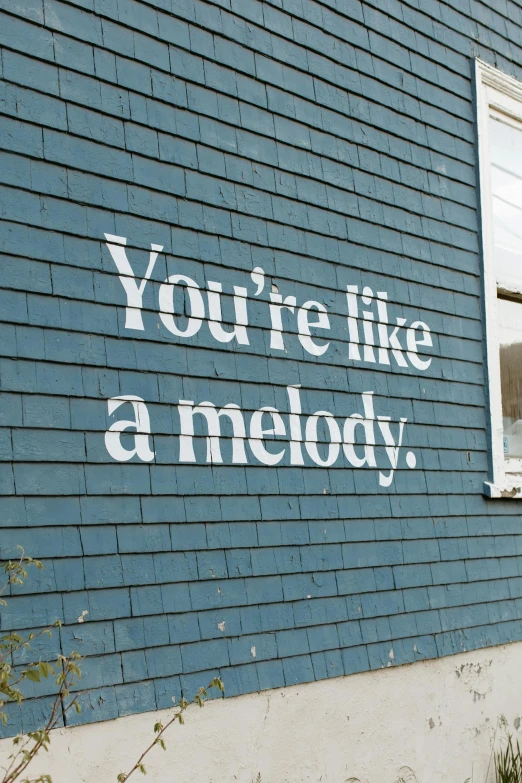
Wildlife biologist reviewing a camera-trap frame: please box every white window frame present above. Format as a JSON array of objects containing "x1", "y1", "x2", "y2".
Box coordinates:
[{"x1": 476, "y1": 59, "x2": 522, "y2": 498}]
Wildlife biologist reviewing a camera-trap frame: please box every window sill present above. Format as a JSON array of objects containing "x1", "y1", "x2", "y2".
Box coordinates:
[{"x1": 484, "y1": 481, "x2": 522, "y2": 498}]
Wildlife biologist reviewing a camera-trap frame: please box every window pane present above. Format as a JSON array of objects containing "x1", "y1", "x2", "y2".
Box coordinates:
[
  {"x1": 489, "y1": 117, "x2": 522, "y2": 292},
  {"x1": 497, "y1": 296, "x2": 522, "y2": 458}
]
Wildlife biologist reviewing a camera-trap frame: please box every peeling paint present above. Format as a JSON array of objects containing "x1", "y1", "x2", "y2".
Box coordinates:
[{"x1": 500, "y1": 486, "x2": 522, "y2": 498}]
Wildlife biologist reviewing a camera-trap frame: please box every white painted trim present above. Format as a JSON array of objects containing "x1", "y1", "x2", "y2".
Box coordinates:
[
  {"x1": 484, "y1": 480, "x2": 522, "y2": 498},
  {"x1": 475, "y1": 59, "x2": 522, "y2": 498}
]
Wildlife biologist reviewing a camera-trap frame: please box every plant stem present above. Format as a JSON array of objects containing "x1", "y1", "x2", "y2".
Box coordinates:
[{"x1": 117, "y1": 678, "x2": 224, "y2": 782}]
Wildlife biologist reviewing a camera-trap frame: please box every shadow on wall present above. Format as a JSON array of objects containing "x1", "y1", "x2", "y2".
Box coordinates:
[
  {"x1": 346, "y1": 769, "x2": 418, "y2": 783},
  {"x1": 252, "y1": 769, "x2": 422, "y2": 783}
]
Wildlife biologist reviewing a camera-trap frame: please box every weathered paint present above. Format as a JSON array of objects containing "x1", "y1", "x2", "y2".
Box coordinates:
[
  {"x1": 1, "y1": 0, "x2": 522, "y2": 745},
  {"x1": 2, "y1": 641, "x2": 521, "y2": 782}
]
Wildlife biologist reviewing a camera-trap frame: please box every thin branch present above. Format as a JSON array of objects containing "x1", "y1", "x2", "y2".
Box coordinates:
[
  {"x1": 0, "y1": 625, "x2": 60, "y2": 667},
  {"x1": 0, "y1": 551, "x2": 82, "y2": 783},
  {"x1": 0, "y1": 550, "x2": 43, "y2": 604},
  {"x1": 117, "y1": 678, "x2": 224, "y2": 782},
  {"x1": 2, "y1": 658, "x2": 81, "y2": 783}
]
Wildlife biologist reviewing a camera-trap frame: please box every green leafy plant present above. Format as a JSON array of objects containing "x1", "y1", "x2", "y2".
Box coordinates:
[
  {"x1": 0, "y1": 549, "x2": 82, "y2": 783},
  {"x1": 116, "y1": 677, "x2": 224, "y2": 782},
  {"x1": 494, "y1": 732, "x2": 522, "y2": 783}
]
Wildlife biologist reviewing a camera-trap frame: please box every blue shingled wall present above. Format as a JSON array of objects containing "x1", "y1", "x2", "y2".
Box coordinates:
[{"x1": 1, "y1": 0, "x2": 522, "y2": 736}]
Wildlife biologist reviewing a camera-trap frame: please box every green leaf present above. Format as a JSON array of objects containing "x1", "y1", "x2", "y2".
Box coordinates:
[
  {"x1": 25, "y1": 669, "x2": 41, "y2": 682},
  {"x1": 38, "y1": 661, "x2": 53, "y2": 679}
]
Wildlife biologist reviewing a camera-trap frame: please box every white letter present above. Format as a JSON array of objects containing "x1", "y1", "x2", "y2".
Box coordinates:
[
  {"x1": 159, "y1": 274, "x2": 205, "y2": 338},
  {"x1": 251, "y1": 266, "x2": 265, "y2": 296},
  {"x1": 105, "y1": 395, "x2": 155, "y2": 462},
  {"x1": 343, "y1": 392, "x2": 377, "y2": 468},
  {"x1": 269, "y1": 293, "x2": 296, "y2": 350},
  {"x1": 346, "y1": 285, "x2": 361, "y2": 361},
  {"x1": 375, "y1": 292, "x2": 408, "y2": 367},
  {"x1": 377, "y1": 416, "x2": 407, "y2": 487},
  {"x1": 249, "y1": 407, "x2": 286, "y2": 466},
  {"x1": 105, "y1": 234, "x2": 162, "y2": 331},
  {"x1": 407, "y1": 321, "x2": 432, "y2": 371},
  {"x1": 287, "y1": 385, "x2": 304, "y2": 465},
  {"x1": 207, "y1": 281, "x2": 249, "y2": 345},
  {"x1": 305, "y1": 410, "x2": 341, "y2": 467},
  {"x1": 362, "y1": 311, "x2": 376, "y2": 363},
  {"x1": 361, "y1": 286, "x2": 376, "y2": 363},
  {"x1": 297, "y1": 301, "x2": 330, "y2": 356},
  {"x1": 178, "y1": 400, "x2": 247, "y2": 464}
]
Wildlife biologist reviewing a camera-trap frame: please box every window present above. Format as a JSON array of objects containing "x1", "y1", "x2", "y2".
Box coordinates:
[{"x1": 476, "y1": 60, "x2": 522, "y2": 496}]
